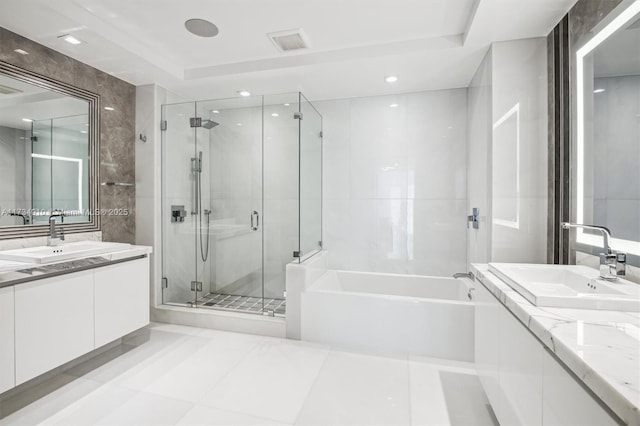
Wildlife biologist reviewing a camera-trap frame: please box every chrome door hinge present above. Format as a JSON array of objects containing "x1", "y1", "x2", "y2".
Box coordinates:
[
  {"x1": 190, "y1": 117, "x2": 202, "y2": 128},
  {"x1": 318, "y1": 240, "x2": 323, "y2": 248},
  {"x1": 160, "y1": 120, "x2": 167, "y2": 131},
  {"x1": 190, "y1": 281, "x2": 203, "y2": 291},
  {"x1": 293, "y1": 250, "x2": 301, "y2": 258},
  {"x1": 162, "y1": 277, "x2": 168, "y2": 288},
  {"x1": 319, "y1": 131, "x2": 323, "y2": 138},
  {"x1": 294, "y1": 112, "x2": 303, "y2": 120}
]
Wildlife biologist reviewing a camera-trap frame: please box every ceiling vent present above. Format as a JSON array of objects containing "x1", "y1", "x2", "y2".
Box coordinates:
[
  {"x1": 0, "y1": 84, "x2": 22, "y2": 95},
  {"x1": 268, "y1": 28, "x2": 310, "y2": 52}
]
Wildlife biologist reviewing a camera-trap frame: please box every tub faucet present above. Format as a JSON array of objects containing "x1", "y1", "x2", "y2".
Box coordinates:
[
  {"x1": 561, "y1": 222, "x2": 626, "y2": 281},
  {"x1": 48, "y1": 212, "x2": 65, "y2": 246}
]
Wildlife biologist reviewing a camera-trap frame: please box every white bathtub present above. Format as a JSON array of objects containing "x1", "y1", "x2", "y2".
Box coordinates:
[{"x1": 301, "y1": 270, "x2": 474, "y2": 361}]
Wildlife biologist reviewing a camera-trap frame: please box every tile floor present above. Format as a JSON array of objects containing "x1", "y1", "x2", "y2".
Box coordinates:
[{"x1": 0, "y1": 323, "x2": 497, "y2": 426}]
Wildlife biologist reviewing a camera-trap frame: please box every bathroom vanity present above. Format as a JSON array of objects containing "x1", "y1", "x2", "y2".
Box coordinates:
[
  {"x1": 0, "y1": 242, "x2": 151, "y2": 394},
  {"x1": 472, "y1": 263, "x2": 639, "y2": 425}
]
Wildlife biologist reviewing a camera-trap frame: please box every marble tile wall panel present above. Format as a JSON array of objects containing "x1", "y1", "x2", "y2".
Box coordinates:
[
  {"x1": 315, "y1": 89, "x2": 468, "y2": 276},
  {"x1": 0, "y1": 26, "x2": 136, "y2": 244}
]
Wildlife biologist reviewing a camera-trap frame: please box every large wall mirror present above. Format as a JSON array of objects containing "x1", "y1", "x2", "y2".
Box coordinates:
[
  {"x1": 0, "y1": 61, "x2": 99, "y2": 239},
  {"x1": 575, "y1": 0, "x2": 640, "y2": 264}
]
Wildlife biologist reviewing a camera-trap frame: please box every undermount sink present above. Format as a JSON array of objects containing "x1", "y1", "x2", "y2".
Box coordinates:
[
  {"x1": 0, "y1": 241, "x2": 131, "y2": 264},
  {"x1": 488, "y1": 263, "x2": 640, "y2": 312}
]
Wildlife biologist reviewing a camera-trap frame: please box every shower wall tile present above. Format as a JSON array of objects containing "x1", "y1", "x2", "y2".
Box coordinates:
[
  {"x1": 316, "y1": 89, "x2": 468, "y2": 276},
  {"x1": 0, "y1": 26, "x2": 136, "y2": 243}
]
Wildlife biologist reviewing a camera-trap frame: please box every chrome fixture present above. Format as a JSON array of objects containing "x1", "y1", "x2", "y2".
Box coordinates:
[
  {"x1": 171, "y1": 205, "x2": 187, "y2": 223},
  {"x1": 191, "y1": 150, "x2": 211, "y2": 262},
  {"x1": 467, "y1": 208, "x2": 480, "y2": 229},
  {"x1": 453, "y1": 271, "x2": 475, "y2": 281},
  {"x1": 189, "y1": 117, "x2": 219, "y2": 129},
  {"x1": 201, "y1": 119, "x2": 219, "y2": 130},
  {"x1": 47, "y1": 212, "x2": 65, "y2": 246},
  {"x1": 251, "y1": 210, "x2": 259, "y2": 231},
  {"x1": 561, "y1": 222, "x2": 626, "y2": 280}
]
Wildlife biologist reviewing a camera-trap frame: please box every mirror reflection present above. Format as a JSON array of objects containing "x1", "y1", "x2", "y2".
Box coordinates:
[
  {"x1": 0, "y1": 74, "x2": 89, "y2": 226},
  {"x1": 579, "y1": 5, "x2": 640, "y2": 257}
]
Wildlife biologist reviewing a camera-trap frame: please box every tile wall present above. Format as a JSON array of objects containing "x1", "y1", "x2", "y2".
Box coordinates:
[{"x1": 317, "y1": 90, "x2": 468, "y2": 276}]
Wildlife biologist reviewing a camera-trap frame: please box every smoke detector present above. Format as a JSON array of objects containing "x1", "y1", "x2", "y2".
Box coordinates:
[{"x1": 268, "y1": 28, "x2": 310, "y2": 52}]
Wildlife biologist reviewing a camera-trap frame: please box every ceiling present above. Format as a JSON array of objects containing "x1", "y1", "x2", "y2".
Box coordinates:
[
  {"x1": 0, "y1": 0, "x2": 579, "y2": 101},
  {"x1": 0, "y1": 75, "x2": 87, "y2": 129}
]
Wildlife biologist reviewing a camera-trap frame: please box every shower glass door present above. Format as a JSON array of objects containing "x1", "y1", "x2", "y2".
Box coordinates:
[
  {"x1": 161, "y1": 98, "x2": 264, "y2": 312},
  {"x1": 161, "y1": 92, "x2": 320, "y2": 316},
  {"x1": 161, "y1": 101, "x2": 198, "y2": 306},
  {"x1": 193, "y1": 98, "x2": 264, "y2": 312},
  {"x1": 298, "y1": 93, "x2": 323, "y2": 260}
]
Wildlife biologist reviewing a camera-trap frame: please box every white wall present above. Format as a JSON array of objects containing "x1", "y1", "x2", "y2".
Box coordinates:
[
  {"x1": 317, "y1": 90, "x2": 468, "y2": 276},
  {"x1": 135, "y1": 84, "x2": 164, "y2": 308},
  {"x1": 467, "y1": 49, "x2": 493, "y2": 266},
  {"x1": 490, "y1": 39, "x2": 548, "y2": 264}
]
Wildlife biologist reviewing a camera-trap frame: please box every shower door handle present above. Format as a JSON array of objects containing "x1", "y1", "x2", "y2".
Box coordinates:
[{"x1": 251, "y1": 211, "x2": 259, "y2": 231}]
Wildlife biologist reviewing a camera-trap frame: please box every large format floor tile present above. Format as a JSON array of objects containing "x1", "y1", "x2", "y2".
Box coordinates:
[
  {"x1": 0, "y1": 323, "x2": 497, "y2": 426},
  {"x1": 295, "y1": 351, "x2": 410, "y2": 425},
  {"x1": 199, "y1": 339, "x2": 330, "y2": 424}
]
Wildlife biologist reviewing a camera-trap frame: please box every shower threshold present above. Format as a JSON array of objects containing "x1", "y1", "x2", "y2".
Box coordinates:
[{"x1": 189, "y1": 293, "x2": 286, "y2": 317}]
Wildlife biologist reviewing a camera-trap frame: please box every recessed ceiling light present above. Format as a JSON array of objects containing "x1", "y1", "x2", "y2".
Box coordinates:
[
  {"x1": 238, "y1": 90, "x2": 251, "y2": 97},
  {"x1": 104, "y1": 107, "x2": 115, "y2": 111},
  {"x1": 22, "y1": 118, "x2": 33, "y2": 122},
  {"x1": 284, "y1": 103, "x2": 290, "y2": 107},
  {"x1": 389, "y1": 103, "x2": 399, "y2": 108},
  {"x1": 185, "y1": 19, "x2": 219, "y2": 38},
  {"x1": 59, "y1": 34, "x2": 84, "y2": 45},
  {"x1": 80, "y1": 130, "x2": 88, "y2": 134},
  {"x1": 593, "y1": 88, "x2": 606, "y2": 93},
  {"x1": 14, "y1": 49, "x2": 29, "y2": 55},
  {"x1": 236, "y1": 123, "x2": 242, "y2": 126},
  {"x1": 385, "y1": 75, "x2": 398, "y2": 83},
  {"x1": 212, "y1": 110, "x2": 220, "y2": 114},
  {"x1": 271, "y1": 113, "x2": 279, "y2": 117}
]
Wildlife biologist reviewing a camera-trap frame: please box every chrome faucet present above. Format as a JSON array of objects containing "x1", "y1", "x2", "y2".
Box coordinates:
[
  {"x1": 48, "y1": 212, "x2": 65, "y2": 246},
  {"x1": 561, "y1": 222, "x2": 626, "y2": 281}
]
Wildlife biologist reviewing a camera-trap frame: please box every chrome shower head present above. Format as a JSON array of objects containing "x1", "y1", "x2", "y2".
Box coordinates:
[{"x1": 201, "y1": 119, "x2": 219, "y2": 130}]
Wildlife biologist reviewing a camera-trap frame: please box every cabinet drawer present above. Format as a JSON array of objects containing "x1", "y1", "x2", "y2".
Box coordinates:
[
  {"x1": 94, "y1": 258, "x2": 149, "y2": 347},
  {"x1": 0, "y1": 286, "x2": 15, "y2": 393},
  {"x1": 14, "y1": 270, "x2": 94, "y2": 385}
]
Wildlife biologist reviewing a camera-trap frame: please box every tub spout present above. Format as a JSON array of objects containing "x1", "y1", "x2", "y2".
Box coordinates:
[{"x1": 453, "y1": 272, "x2": 475, "y2": 281}]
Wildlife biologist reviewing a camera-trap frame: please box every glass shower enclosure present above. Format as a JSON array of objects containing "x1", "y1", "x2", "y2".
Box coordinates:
[{"x1": 161, "y1": 92, "x2": 322, "y2": 316}]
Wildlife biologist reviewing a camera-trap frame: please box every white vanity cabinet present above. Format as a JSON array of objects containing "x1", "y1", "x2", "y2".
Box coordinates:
[
  {"x1": 0, "y1": 254, "x2": 150, "y2": 393},
  {"x1": 14, "y1": 270, "x2": 94, "y2": 385},
  {"x1": 0, "y1": 286, "x2": 15, "y2": 393},
  {"x1": 542, "y1": 350, "x2": 617, "y2": 425},
  {"x1": 94, "y1": 258, "x2": 149, "y2": 347},
  {"x1": 475, "y1": 279, "x2": 618, "y2": 425}
]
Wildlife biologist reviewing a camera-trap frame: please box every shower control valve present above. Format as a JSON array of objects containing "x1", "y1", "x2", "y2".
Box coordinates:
[{"x1": 171, "y1": 205, "x2": 187, "y2": 223}]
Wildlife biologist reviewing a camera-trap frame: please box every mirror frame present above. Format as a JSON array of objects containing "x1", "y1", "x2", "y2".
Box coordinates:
[
  {"x1": 573, "y1": 0, "x2": 640, "y2": 262},
  {"x1": 0, "y1": 60, "x2": 100, "y2": 239}
]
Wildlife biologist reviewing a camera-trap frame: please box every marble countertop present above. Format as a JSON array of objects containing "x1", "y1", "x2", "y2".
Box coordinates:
[
  {"x1": 471, "y1": 264, "x2": 640, "y2": 425},
  {"x1": 0, "y1": 245, "x2": 151, "y2": 288}
]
